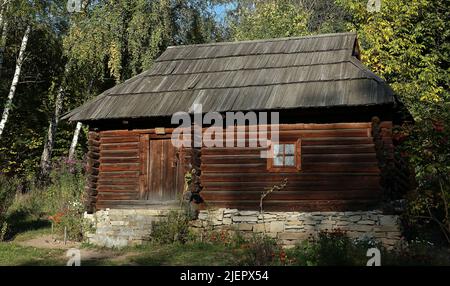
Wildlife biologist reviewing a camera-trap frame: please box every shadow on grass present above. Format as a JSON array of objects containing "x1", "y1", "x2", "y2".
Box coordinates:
[
  {"x1": 129, "y1": 243, "x2": 240, "y2": 266},
  {"x1": 4, "y1": 209, "x2": 51, "y2": 241}
]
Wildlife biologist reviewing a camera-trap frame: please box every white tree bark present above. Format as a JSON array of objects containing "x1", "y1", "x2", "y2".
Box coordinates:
[
  {"x1": 0, "y1": 25, "x2": 30, "y2": 138},
  {"x1": 0, "y1": 0, "x2": 8, "y2": 30},
  {"x1": 0, "y1": 11, "x2": 8, "y2": 76},
  {"x1": 68, "y1": 122, "x2": 82, "y2": 161},
  {"x1": 40, "y1": 84, "x2": 64, "y2": 176}
]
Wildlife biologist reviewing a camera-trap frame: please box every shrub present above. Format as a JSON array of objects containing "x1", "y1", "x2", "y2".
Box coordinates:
[
  {"x1": 287, "y1": 230, "x2": 380, "y2": 266},
  {"x1": 238, "y1": 234, "x2": 282, "y2": 266},
  {"x1": 315, "y1": 229, "x2": 354, "y2": 265},
  {"x1": 44, "y1": 160, "x2": 86, "y2": 241},
  {"x1": 4, "y1": 158, "x2": 86, "y2": 241},
  {"x1": 150, "y1": 210, "x2": 192, "y2": 244},
  {"x1": 0, "y1": 176, "x2": 20, "y2": 240},
  {"x1": 399, "y1": 103, "x2": 450, "y2": 245},
  {"x1": 286, "y1": 240, "x2": 319, "y2": 266}
]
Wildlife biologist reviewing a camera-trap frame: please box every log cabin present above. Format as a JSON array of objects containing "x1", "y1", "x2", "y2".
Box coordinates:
[{"x1": 64, "y1": 32, "x2": 408, "y2": 215}]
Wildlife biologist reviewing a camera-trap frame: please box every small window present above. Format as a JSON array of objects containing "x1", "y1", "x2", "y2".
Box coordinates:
[{"x1": 268, "y1": 140, "x2": 301, "y2": 172}]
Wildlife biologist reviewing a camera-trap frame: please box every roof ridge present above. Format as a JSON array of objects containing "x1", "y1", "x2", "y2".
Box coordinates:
[{"x1": 166, "y1": 32, "x2": 357, "y2": 49}]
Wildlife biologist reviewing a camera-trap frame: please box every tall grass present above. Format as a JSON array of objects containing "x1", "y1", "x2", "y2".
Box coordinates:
[{"x1": 3, "y1": 158, "x2": 86, "y2": 241}]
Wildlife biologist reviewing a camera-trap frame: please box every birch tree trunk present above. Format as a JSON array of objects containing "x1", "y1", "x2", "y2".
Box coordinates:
[
  {"x1": 0, "y1": 8, "x2": 8, "y2": 76},
  {"x1": 0, "y1": 24, "x2": 30, "y2": 138},
  {"x1": 68, "y1": 122, "x2": 82, "y2": 161},
  {"x1": 0, "y1": 0, "x2": 8, "y2": 30},
  {"x1": 40, "y1": 84, "x2": 64, "y2": 177}
]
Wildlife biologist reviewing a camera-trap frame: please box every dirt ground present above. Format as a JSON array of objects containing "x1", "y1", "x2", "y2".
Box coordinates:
[{"x1": 16, "y1": 234, "x2": 139, "y2": 265}]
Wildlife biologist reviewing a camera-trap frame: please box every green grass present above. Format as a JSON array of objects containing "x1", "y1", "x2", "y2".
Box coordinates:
[
  {"x1": 128, "y1": 242, "x2": 242, "y2": 266},
  {"x1": 0, "y1": 243, "x2": 65, "y2": 266}
]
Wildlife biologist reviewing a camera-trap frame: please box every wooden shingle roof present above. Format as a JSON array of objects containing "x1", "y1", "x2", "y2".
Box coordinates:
[{"x1": 64, "y1": 32, "x2": 394, "y2": 121}]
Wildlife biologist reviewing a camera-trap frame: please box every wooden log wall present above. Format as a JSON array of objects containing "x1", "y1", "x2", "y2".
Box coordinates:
[
  {"x1": 95, "y1": 130, "x2": 141, "y2": 209},
  {"x1": 200, "y1": 122, "x2": 388, "y2": 211},
  {"x1": 87, "y1": 121, "x2": 397, "y2": 212},
  {"x1": 86, "y1": 130, "x2": 100, "y2": 213}
]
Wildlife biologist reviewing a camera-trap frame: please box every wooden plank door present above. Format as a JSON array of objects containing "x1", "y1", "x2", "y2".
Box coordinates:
[{"x1": 145, "y1": 138, "x2": 179, "y2": 201}]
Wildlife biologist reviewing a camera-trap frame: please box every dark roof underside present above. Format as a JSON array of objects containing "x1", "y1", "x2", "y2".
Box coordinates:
[{"x1": 64, "y1": 32, "x2": 394, "y2": 122}]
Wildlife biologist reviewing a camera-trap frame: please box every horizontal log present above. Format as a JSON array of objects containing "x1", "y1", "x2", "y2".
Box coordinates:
[
  {"x1": 202, "y1": 177, "x2": 380, "y2": 191},
  {"x1": 301, "y1": 138, "x2": 374, "y2": 146},
  {"x1": 202, "y1": 148, "x2": 263, "y2": 155},
  {"x1": 302, "y1": 144, "x2": 375, "y2": 154},
  {"x1": 201, "y1": 190, "x2": 380, "y2": 201},
  {"x1": 202, "y1": 157, "x2": 263, "y2": 164},
  {"x1": 88, "y1": 145, "x2": 100, "y2": 154},
  {"x1": 88, "y1": 132, "x2": 100, "y2": 140},
  {"x1": 97, "y1": 194, "x2": 139, "y2": 200},
  {"x1": 302, "y1": 154, "x2": 378, "y2": 163},
  {"x1": 100, "y1": 143, "x2": 139, "y2": 151},
  {"x1": 99, "y1": 171, "x2": 140, "y2": 179},
  {"x1": 201, "y1": 162, "x2": 380, "y2": 173},
  {"x1": 97, "y1": 178, "x2": 140, "y2": 185},
  {"x1": 88, "y1": 139, "x2": 100, "y2": 147},
  {"x1": 100, "y1": 136, "x2": 139, "y2": 144},
  {"x1": 100, "y1": 157, "x2": 140, "y2": 164},
  {"x1": 201, "y1": 172, "x2": 379, "y2": 181},
  {"x1": 88, "y1": 159, "x2": 100, "y2": 168},
  {"x1": 201, "y1": 199, "x2": 379, "y2": 212},
  {"x1": 87, "y1": 151, "x2": 100, "y2": 159},
  {"x1": 302, "y1": 163, "x2": 380, "y2": 173},
  {"x1": 202, "y1": 164, "x2": 267, "y2": 173},
  {"x1": 97, "y1": 185, "x2": 139, "y2": 192},
  {"x1": 99, "y1": 163, "x2": 140, "y2": 172},
  {"x1": 100, "y1": 150, "x2": 139, "y2": 157},
  {"x1": 86, "y1": 167, "x2": 99, "y2": 176}
]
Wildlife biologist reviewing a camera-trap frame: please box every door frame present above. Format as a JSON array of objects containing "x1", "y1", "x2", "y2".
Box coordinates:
[{"x1": 139, "y1": 133, "x2": 184, "y2": 201}]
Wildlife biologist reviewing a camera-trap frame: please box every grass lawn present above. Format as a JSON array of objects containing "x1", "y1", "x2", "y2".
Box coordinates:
[
  {"x1": 0, "y1": 225, "x2": 243, "y2": 266},
  {"x1": 0, "y1": 243, "x2": 65, "y2": 266},
  {"x1": 1, "y1": 221, "x2": 449, "y2": 266}
]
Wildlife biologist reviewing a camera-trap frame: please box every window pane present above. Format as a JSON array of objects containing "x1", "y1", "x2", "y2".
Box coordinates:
[
  {"x1": 273, "y1": 144, "x2": 284, "y2": 156},
  {"x1": 285, "y1": 155, "x2": 295, "y2": 166},
  {"x1": 285, "y1": 144, "x2": 295, "y2": 155},
  {"x1": 273, "y1": 155, "x2": 284, "y2": 166}
]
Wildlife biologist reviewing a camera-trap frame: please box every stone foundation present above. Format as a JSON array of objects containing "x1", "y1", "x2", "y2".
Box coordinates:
[
  {"x1": 84, "y1": 208, "x2": 402, "y2": 248},
  {"x1": 192, "y1": 209, "x2": 402, "y2": 247},
  {"x1": 83, "y1": 209, "x2": 170, "y2": 248}
]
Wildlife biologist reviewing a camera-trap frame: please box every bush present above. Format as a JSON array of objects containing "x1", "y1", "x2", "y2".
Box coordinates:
[
  {"x1": 44, "y1": 160, "x2": 86, "y2": 241},
  {"x1": 237, "y1": 234, "x2": 283, "y2": 266},
  {"x1": 4, "y1": 158, "x2": 86, "y2": 241},
  {"x1": 150, "y1": 210, "x2": 192, "y2": 244},
  {"x1": 287, "y1": 230, "x2": 383, "y2": 266},
  {"x1": 398, "y1": 103, "x2": 450, "y2": 245},
  {"x1": 0, "y1": 176, "x2": 20, "y2": 240},
  {"x1": 315, "y1": 229, "x2": 354, "y2": 265}
]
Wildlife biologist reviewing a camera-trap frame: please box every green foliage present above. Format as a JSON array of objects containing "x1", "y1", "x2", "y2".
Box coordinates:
[
  {"x1": 0, "y1": 175, "x2": 19, "y2": 240},
  {"x1": 399, "y1": 103, "x2": 450, "y2": 243},
  {"x1": 339, "y1": 0, "x2": 449, "y2": 115},
  {"x1": 287, "y1": 230, "x2": 450, "y2": 266},
  {"x1": 4, "y1": 159, "x2": 86, "y2": 241},
  {"x1": 230, "y1": 1, "x2": 310, "y2": 40},
  {"x1": 287, "y1": 229, "x2": 359, "y2": 266},
  {"x1": 237, "y1": 234, "x2": 283, "y2": 266},
  {"x1": 150, "y1": 210, "x2": 192, "y2": 244}
]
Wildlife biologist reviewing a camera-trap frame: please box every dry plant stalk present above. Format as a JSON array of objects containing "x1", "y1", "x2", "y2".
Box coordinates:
[{"x1": 260, "y1": 178, "x2": 288, "y2": 213}]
